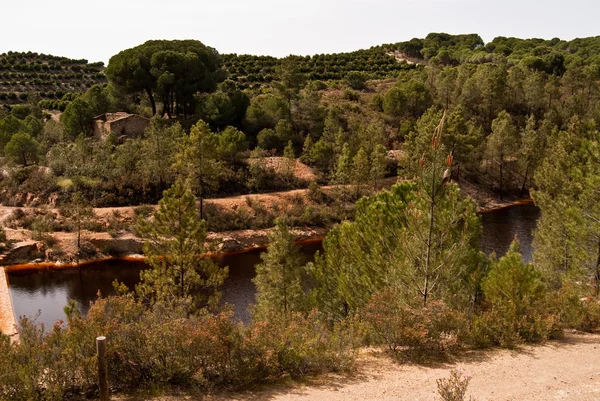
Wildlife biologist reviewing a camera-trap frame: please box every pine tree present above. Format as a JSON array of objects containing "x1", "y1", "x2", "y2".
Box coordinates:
[
  {"x1": 333, "y1": 143, "x2": 352, "y2": 184},
  {"x1": 61, "y1": 191, "x2": 94, "y2": 249},
  {"x1": 370, "y1": 144, "x2": 387, "y2": 190},
  {"x1": 312, "y1": 114, "x2": 481, "y2": 317},
  {"x1": 485, "y1": 111, "x2": 519, "y2": 200},
  {"x1": 518, "y1": 115, "x2": 545, "y2": 197},
  {"x1": 533, "y1": 117, "x2": 600, "y2": 295},
  {"x1": 175, "y1": 120, "x2": 222, "y2": 219},
  {"x1": 352, "y1": 147, "x2": 370, "y2": 195},
  {"x1": 252, "y1": 220, "x2": 306, "y2": 319},
  {"x1": 300, "y1": 135, "x2": 314, "y2": 165},
  {"x1": 282, "y1": 140, "x2": 296, "y2": 182},
  {"x1": 138, "y1": 117, "x2": 184, "y2": 191},
  {"x1": 135, "y1": 180, "x2": 227, "y2": 310}
]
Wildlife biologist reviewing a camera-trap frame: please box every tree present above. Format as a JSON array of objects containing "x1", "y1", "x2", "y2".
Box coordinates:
[
  {"x1": 485, "y1": 111, "x2": 519, "y2": 199},
  {"x1": 518, "y1": 115, "x2": 545, "y2": 196},
  {"x1": 135, "y1": 180, "x2": 227, "y2": 310},
  {"x1": 252, "y1": 220, "x2": 306, "y2": 319},
  {"x1": 352, "y1": 147, "x2": 370, "y2": 195},
  {"x1": 196, "y1": 80, "x2": 249, "y2": 130},
  {"x1": 282, "y1": 140, "x2": 296, "y2": 182},
  {"x1": 176, "y1": 121, "x2": 222, "y2": 219},
  {"x1": 532, "y1": 118, "x2": 600, "y2": 295},
  {"x1": 273, "y1": 56, "x2": 305, "y2": 123},
  {"x1": 344, "y1": 71, "x2": 367, "y2": 90},
  {"x1": 62, "y1": 192, "x2": 94, "y2": 249},
  {"x1": 294, "y1": 83, "x2": 326, "y2": 137},
  {"x1": 106, "y1": 40, "x2": 223, "y2": 116},
  {"x1": 333, "y1": 143, "x2": 352, "y2": 184},
  {"x1": 481, "y1": 239, "x2": 551, "y2": 343},
  {"x1": 4, "y1": 132, "x2": 39, "y2": 166},
  {"x1": 0, "y1": 115, "x2": 22, "y2": 152},
  {"x1": 257, "y1": 128, "x2": 280, "y2": 151},
  {"x1": 216, "y1": 126, "x2": 248, "y2": 164},
  {"x1": 312, "y1": 114, "x2": 481, "y2": 318},
  {"x1": 60, "y1": 98, "x2": 94, "y2": 138},
  {"x1": 243, "y1": 94, "x2": 289, "y2": 138},
  {"x1": 370, "y1": 144, "x2": 387, "y2": 190},
  {"x1": 138, "y1": 118, "x2": 185, "y2": 191}
]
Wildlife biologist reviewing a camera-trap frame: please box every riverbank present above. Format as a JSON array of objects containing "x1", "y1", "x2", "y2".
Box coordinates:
[
  {"x1": 1, "y1": 226, "x2": 328, "y2": 272},
  {"x1": 0, "y1": 178, "x2": 529, "y2": 268},
  {"x1": 0, "y1": 268, "x2": 17, "y2": 336}
]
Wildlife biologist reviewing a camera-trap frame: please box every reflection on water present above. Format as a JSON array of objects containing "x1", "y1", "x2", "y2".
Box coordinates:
[
  {"x1": 7, "y1": 204, "x2": 540, "y2": 330},
  {"x1": 480, "y1": 203, "x2": 540, "y2": 263},
  {"x1": 8, "y1": 241, "x2": 323, "y2": 329},
  {"x1": 7, "y1": 260, "x2": 146, "y2": 328}
]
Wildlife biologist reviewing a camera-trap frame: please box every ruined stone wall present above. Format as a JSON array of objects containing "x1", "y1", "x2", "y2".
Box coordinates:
[{"x1": 109, "y1": 116, "x2": 150, "y2": 138}]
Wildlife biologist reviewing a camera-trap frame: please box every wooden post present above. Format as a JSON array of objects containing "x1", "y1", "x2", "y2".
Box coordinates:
[{"x1": 96, "y1": 336, "x2": 109, "y2": 401}]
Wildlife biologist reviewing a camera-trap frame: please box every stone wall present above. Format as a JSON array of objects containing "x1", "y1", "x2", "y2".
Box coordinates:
[
  {"x1": 108, "y1": 115, "x2": 150, "y2": 138},
  {"x1": 92, "y1": 114, "x2": 150, "y2": 140}
]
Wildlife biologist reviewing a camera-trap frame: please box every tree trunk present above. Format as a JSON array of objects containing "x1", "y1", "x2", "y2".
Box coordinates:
[
  {"x1": 423, "y1": 156, "x2": 437, "y2": 307},
  {"x1": 595, "y1": 238, "x2": 600, "y2": 296},
  {"x1": 199, "y1": 195, "x2": 204, "y2": 221},
  {"x1": 146, "y1": 88, "x2": 156, "y2": 115},
  {"x1": 499, "y1": 158, "x2": 504, "y2": 201},
  {"x1": 520, "y1": 164, "x2": 529, "y2": 198}
]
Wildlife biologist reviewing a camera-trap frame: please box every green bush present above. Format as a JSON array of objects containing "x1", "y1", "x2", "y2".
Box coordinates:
[{"x1": 470, "y1": 240, "x2": 559, "y2": 348}]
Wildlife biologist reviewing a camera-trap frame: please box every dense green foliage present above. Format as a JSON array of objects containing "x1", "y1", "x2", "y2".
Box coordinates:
[{"x1": 105, "y1": 40, "x2": 224, "y2": 116}]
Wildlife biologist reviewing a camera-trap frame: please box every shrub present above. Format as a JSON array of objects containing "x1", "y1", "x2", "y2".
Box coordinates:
[
  {"x1": 342, "y1": 89, "x2": 360, "y2": 102},
  {"x1": 554, "y1": 285, "x2": 600, "y2": 332},
  {"x1": 472, "y1": 240, "x2": 559, "y2": 348},
  {"x1": 364, "y1": 288, "x2": 466, "y2": 358},
  {"x1": 436, "y1": 368, "x2": 474, "y2": 401},
  {"x1": 0, "y1": 296, "x2": 359, "y2": 399},
  {"x1": 133, "y1": 204, "x2": 154, "y2": 219},
  {"x1": 344, "y1": 71, "x2": 367, "y2": 90},
  {"x1": 307, "y1": 181, "x2": 324, "y2": 203}
]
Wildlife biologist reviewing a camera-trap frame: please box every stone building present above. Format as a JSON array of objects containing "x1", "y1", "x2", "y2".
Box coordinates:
[{"x1": 92, "y1": 112, "x2": 150, "y2": 140}]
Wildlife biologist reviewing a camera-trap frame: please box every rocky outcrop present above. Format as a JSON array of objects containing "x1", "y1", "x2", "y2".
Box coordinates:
[{"x1": 0, "y1": 241, "x2": 44, "y2": 266}]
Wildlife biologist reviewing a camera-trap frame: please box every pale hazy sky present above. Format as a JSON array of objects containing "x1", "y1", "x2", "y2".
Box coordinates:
[{"x1": 2, "y1": 0, "x2": 598, "y2": 63}]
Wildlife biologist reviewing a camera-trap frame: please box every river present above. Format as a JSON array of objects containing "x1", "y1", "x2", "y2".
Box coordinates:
[{"x1": 6, "y1": 203, "x2": 540, "y2": 329}]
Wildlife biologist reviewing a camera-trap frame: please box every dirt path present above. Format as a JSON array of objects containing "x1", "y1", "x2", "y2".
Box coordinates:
[
  {"x1": 114, "y1": 333, "x2": 600, "y2": 401},
  {"x1": 203, "y1": 333, "x2": 600, "y2": 401}
]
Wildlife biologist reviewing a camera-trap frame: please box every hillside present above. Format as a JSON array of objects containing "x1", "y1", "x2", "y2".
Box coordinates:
[
  {"x1": 4, "y1": 33, "x2": 600, "y2": 110},
  {"x1": 0, "y1": 51, "x2": 106, "y2": 109}
]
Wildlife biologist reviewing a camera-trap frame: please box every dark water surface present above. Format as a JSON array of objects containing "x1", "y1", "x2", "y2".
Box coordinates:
[
  {"x1": 480, "y1": 203, "x2": 540, "y2": 263},
  {"x1": 7, "y1": 204, "x2": 540, "y2": 329},
  {"x1": 7, "y1": 242, "x2": 322, "y2": 328}
]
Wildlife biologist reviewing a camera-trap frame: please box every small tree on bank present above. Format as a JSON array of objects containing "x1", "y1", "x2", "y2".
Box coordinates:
[
  {"x1": 61, "y1": 192, "x2": 94, "y2": 249},
  {"x1": 252, "y1": 220, "x2": 307, "y2": 320},
  {"x1": 136, "y1": 180, "x2": 227, "y2": 310}
]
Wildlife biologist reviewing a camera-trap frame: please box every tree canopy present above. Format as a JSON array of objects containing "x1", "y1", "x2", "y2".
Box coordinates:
[{"x1": 106, "y1": 40, "x2": 224, "y2": 116}]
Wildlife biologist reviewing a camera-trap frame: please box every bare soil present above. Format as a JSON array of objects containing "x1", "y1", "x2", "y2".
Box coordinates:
[{"x1": 115, "y1": 332, "x2": 600, "y2": 401}]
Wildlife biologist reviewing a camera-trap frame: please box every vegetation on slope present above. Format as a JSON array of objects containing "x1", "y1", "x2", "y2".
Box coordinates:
[{"x1": 0, "y1": 51, "x2": 105, "y2": 110}]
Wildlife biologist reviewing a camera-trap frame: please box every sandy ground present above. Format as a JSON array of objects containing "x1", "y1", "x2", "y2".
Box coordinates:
[
  {"x1": 116, "y1": 332, "x2": 600, "y2": 401},
  {"x1": 0, "y1": 267, "x2": 16, "y2": 336}
]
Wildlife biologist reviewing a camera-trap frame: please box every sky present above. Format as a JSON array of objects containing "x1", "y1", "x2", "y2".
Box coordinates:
[{"x1": 2, "y1": 0, "x2": 599, "y2": 64}]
